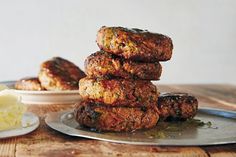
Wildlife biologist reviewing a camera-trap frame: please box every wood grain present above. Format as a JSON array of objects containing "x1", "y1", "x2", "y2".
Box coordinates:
[{"x1": 1, "y1": 84, "x2": 236, "y2": 157}]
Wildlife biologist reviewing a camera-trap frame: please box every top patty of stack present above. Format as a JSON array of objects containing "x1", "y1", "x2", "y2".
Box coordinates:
[{"x1": 97, "y1": 26, "x2": 173, "y2": 62}]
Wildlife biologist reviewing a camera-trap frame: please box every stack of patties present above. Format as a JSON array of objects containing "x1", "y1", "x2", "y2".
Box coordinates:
[{"x1": 75, "y1": 26, "x2": 173, "y2": 132}]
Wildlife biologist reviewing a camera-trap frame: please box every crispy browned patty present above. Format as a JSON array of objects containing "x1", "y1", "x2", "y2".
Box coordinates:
[
  {"x1": 96, "y1": 26, "x2": 173, "y2": 62},
  {"x1": 85, "y1": 51, "x2": 162, "y2": 80},
  {"x1": 74, "y1": 100, "x2": 159, "y2": 132},
  {"x1": 15, "y1": 77, "x2": 45, "y2": 91},
  {"x1": 39, "y1": 57, "x2": 86, "y2": 90},
  {"x1": 79, "y1": 77, "x2": 159, "y2": 107},
  {"x1": 157, "y1": 93, "x2": 198, "y2": 120}
]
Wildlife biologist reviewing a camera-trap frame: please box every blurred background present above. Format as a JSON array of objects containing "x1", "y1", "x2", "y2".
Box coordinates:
[{"x1": 0, "y1": 0, "x2": 235, "y2": 84}]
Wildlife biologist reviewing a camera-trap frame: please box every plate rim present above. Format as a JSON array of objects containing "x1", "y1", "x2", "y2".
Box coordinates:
[
  {"x1": 0, "y1": 80, "x2": 81, "y2": 104},
  {"x1": 0, "y1": 80, "x2": 80, "y2": 95},
  {"x1": 45, "y1": 107, "x2": 236, "y2": 146}
]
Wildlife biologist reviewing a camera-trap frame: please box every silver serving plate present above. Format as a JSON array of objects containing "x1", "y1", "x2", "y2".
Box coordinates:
[{"x1": 45, "y1": 108, "x2": 236, "y2": 146}]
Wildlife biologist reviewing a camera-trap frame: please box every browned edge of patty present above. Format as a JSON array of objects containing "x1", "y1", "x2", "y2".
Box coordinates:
[
  {"x1": 96, "y1": 26, "x2": 173, "y2": 62},
  {"x1": 74, "y1": 99, "x2": 159, "y2": 132},
  {"x1": 15, "y1": 77, "x2": 45, "y2": 91},
  {"x1": 79, "y1": 77, "x2": 159, "y2": 107},
  {"x1": 39, "y1": 57, "x2": 86, "y2": 90},
  {"x1": 85, "y1": 51, "x2": 162, "y2": 80},
  {"x1": 157, "y1": 92, "x2": 198, "y2": 121}
]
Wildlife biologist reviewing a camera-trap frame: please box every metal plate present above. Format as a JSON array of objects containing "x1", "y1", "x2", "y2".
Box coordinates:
[{"x1": 45, "y1": 108, "x2": 236, "y2": 146}]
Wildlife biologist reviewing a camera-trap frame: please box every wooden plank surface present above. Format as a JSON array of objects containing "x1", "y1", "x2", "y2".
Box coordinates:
[{"x1": 1, "y1": 84, "x2": 236, "y2": 157}]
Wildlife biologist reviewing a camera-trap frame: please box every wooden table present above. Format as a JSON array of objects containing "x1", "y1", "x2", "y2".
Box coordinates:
[{"x1": 1, "y1": 84, "x2": 236, "y2": 157}]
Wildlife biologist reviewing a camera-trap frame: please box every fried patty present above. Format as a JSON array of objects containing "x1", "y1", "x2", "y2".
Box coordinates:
[
  {"x1": 96, "y1": 26, "x2": 173, "y2": 62},
  {"x1": 85, "y1": 51, "x2": 162, "y2": 80},
  {"x1": 74, "y1": 100, "x2": 159, "y2": 132},
  {"x1": 157, "y1": 93, "x2": 198, "y2": 120},
  {"x1": 15, "y1": 77, "x2": 45, "y2": 91},
  {"x1": 79, "y1": 77, "x2": 159, "y2": 107},
  {"x1": 39, "y1": 57, "x2": 86, "y2": 90}
]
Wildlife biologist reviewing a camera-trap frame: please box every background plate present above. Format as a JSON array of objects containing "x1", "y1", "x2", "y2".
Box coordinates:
[
  {"x1": 45, "y1": 108, "x2": 236, "y2": 146},
  {"x1": 0, "y1": 112, "x2": 39, "y2": 139},
  {"x1": 0, "y1": 81, "x2": 81, "y2": 104}
]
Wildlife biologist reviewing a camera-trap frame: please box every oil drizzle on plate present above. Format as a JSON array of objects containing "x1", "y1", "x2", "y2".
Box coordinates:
[{"x1": 144, "y1": 119, "x2": 216, "y2": 139}]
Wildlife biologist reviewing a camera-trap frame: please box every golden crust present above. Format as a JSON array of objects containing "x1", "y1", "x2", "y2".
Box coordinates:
[{"x1": 79, "y1": 77, "x2": 159, "y2": 107}]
